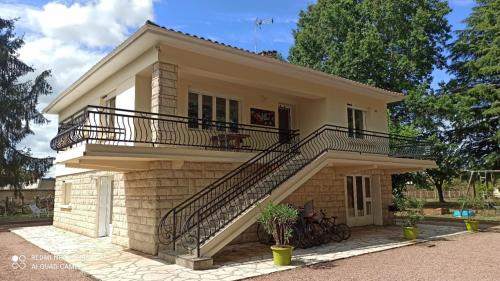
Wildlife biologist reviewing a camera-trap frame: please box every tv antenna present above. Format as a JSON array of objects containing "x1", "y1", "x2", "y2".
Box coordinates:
[{"x1": 254, "y1": 17, "x2": 274, "y2": 52}]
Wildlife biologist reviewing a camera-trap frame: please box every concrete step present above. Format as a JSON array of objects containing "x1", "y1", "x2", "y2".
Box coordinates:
[{"x1": 158, "y1": 250, "x2": 213, "y2": 270}]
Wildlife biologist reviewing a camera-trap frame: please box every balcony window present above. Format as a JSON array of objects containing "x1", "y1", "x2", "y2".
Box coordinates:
[
  {"x1": 216, "y1": 97, "x2": 226, "y2": 131},
  {"x1": 202, "y1": 95, "x2": 213, "y2": 129},
  {"x1": 188, "y1": 92, "x2": 240, "y2": 131},
  {"x1": 229, "y1": 99, "x2": 239, "y2": 132},
  {"x1": 105, "y1": 97, "x2": 116, "y2": 128},
  {"x1": 188, "y1": 92, "x2": 199, "y2": 128},
  {"x1": 347, "y1": 106, "x2": 365, "y2": 138}
]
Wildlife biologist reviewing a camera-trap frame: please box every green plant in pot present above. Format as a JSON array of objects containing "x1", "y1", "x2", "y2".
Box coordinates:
[
  {"x1": 394, "y1": 197, "x2": 424, "y2": 240},
  {"x1": 458, "y1": 196, "x2": 485, "y2": 232},
  {"x1": 257, "y1": 203, "x2": 299, "y2": 266}
]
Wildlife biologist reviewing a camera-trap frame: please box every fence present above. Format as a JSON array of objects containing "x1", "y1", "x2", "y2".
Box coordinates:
[
  {"x1": 404, "y1": 188, "x2": 468, "y2": 200},
  {"x1": 0, "y1": 189, "x2": 54, "y2": 216}
]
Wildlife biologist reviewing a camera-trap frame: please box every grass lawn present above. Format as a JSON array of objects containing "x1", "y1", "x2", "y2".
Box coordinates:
[
  {"x1": 409, "y1": 199, "x2": 500, "y2": 223},
  {"x1": 425, "y1": 213, "x2": 500, "y2": 223},
  {"x1": 423, "y1": 200, "x2": 462, "y2": 209}
]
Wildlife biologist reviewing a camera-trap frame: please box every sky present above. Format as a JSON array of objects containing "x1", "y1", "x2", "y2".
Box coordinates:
[{"x1": 0, "y1": 0, "x2": 475, "y2": 176}]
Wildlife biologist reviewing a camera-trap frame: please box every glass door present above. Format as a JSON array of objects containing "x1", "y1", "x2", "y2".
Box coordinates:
[
  {"x1": 278, "y1": 104, "x2": 292, "y2": 143},
  {"x1": 345, "y1": 175, "x2": 373, "y2": 226}
]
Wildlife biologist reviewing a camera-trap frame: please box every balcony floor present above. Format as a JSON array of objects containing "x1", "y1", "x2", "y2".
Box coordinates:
[
  {"x1": 55, "y1": 144, "x2": 436, "y2": 172},
  {"x1": 56, "y1": 143, "x2": 256, "y2": 171}
]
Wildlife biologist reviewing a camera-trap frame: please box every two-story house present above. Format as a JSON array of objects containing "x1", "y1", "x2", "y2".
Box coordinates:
[{"x1": 44, "y1": 21, "x2": 436, "y2": 269}]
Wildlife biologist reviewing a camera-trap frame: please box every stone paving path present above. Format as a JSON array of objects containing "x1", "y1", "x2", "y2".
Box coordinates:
[{"x1": 11, "y1": 224, "x2": 467, "y2": 281}]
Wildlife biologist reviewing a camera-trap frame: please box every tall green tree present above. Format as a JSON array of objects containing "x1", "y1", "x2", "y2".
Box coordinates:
[
  {"x1": 447, "y1": 0, "x2": 500, "y2": 169},
  {"x1": 0, "y1": 18, "x2": 53, "y2": 194},
  {"x1": 289, "y1": 0, "x2": 451, "y2": 94},
  {"x1": 289, "y1": 0, "x2": 452, "y2": 199},
  {"x1": 389, "y1": 86, "x2": 461, "y2": 202}
]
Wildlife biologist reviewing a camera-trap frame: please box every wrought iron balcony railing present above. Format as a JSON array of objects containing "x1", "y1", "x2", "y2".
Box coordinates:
[{"x1": 50, "y1": 105, "x2": 296, "y2": 152}]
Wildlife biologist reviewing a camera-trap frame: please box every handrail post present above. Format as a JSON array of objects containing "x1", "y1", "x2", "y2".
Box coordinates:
[
  {"x1": 172, "y1": 209, "x2": 176, "y2": 252},
  {"x1": 196, "y1": 210, "x2": 201, "y2": 258}
]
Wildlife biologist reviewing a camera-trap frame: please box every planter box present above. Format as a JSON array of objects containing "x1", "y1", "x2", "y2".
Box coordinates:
[{"x1": 423, "y1": 208, "x2": 449, "y2": 215}]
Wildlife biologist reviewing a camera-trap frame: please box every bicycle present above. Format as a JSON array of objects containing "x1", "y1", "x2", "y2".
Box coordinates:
[{"x1": 320, "y1": 209, "x2": 351, "y2": 241}]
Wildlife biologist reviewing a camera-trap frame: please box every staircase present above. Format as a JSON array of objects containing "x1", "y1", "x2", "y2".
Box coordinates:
[{"x1": 156, "y1": 125, "x2": 433, "y2": 267}]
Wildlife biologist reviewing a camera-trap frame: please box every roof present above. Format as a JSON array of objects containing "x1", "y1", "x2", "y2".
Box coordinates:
[
  {"x1": 43, "y1": 20, "x2": 404, "y2": 114},
  {"x1": 144, "y1": 21, "x2": 403, "y2": 98}
]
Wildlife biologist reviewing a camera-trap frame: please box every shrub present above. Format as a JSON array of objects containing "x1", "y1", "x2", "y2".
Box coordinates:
[
  {"x1": 394, "y1": 197, "x2": 425, "y2": 227},
  {"x1": 257, "y1": 203, "x2": 299, "y2": 246},
  {"x1": 458, "y1": 196, "x2": 486, "y2": 215}
]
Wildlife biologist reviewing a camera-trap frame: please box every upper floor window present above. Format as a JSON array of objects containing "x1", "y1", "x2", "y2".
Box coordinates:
[
  {"x1": 188, "y1": 92, "x2": 239, "y2": 131},
  {"x1": 105, "y1": 97, "x2": 116, "y2": 128},
  {"x1": 188, "y1": 92, "x2": 199, "y2": 128},
  {"x1": 347, "y1": 106, "x2": 365, "y2": 138}
]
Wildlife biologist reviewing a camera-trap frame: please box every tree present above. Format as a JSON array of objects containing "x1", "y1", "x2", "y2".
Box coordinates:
[
  {"x1": 289, "y1": 0, "x2": 452, "y2": 199},
  {"x1": 398, "y1": 86, "x2": 464, "y2": 202},
  {"x1": 447, "y1": 0, "x2": 500, "y2": 169},
  {"x1": 0, "y1": 18, "x2": 53, "y2": 195},
  {"x1": 289, "y1": 0, "x2": 450, "y2": 93}
]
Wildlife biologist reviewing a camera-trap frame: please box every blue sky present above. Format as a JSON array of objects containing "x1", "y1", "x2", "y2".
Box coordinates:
[
  {"x1": 153, "y1": 0, "x2": 474, "y2": 88},
  {"x1": 1, "y1": 0, "x2": 476, "y2": 167}
]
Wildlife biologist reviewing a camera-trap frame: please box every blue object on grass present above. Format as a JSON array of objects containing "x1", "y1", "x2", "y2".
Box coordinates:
[{"x1": 452, "y1": 210, "x2": 475, "y2": 217}]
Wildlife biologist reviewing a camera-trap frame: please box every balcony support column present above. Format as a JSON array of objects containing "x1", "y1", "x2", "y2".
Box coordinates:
[{"x1": 151, "y1": 61, "x2": 178, "y2": 143}]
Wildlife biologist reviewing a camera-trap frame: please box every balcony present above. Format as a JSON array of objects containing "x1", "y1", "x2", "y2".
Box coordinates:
[
  {"x1": 50, "y1": 106, "x2": 296, "y2": 153},
  {"x1": 50, "y1": 106, "x2": 434, "y2": 166}
]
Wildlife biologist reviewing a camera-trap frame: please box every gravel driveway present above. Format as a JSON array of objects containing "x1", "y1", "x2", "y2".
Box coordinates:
[
  {"x1": 0, "y1": 228, "x2": 95, "y2": 281},
  {"x1": 249, "y1": 225, "x2": 500, "y2": 281}
]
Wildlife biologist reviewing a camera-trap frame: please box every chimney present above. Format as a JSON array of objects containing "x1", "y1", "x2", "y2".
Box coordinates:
[{"x1": 257, "y1": 50, "x2": 282, "y2": 60}]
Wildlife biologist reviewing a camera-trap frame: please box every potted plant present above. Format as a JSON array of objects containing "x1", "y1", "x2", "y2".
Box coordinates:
[
  {"x1": 257, "y1": 203, "x2": 299, "y2": 266},
  {"x1": 394, "y1": 197, "x2": 425, "y2": 240},
  {"x1": 458, "y1": 196, "x2": 485, "y2": 232}
]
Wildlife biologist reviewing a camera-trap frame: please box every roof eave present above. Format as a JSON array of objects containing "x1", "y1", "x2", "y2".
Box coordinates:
[
  {"x1": 44, "y1": 21, "x2": 404, "y2": 114},
  {"x1": 42, "y1": 24, "x2": 151, "y2": 114}
]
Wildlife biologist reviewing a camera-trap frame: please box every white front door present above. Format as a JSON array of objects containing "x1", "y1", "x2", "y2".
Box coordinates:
[
  {"x1": 98, "y1": 177, "x2": 113, "y2": 237},
  {"x1": 345, "y1": 175, "x2": 374, "y2": 226}
]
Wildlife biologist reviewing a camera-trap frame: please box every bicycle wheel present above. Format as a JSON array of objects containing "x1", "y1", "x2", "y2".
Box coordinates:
[
  {"x1": 330, "y1": 225, "x2": 344, "y2": 242},
  {"x1": 291, "y1": 225, "x2": 305, "y2": 248},
  {"x1": 336, "y1": 223, "x2": 351, "y2": 240},
  {"x1": 256, "y1": 224, "x2": 274, "y2": 245}
]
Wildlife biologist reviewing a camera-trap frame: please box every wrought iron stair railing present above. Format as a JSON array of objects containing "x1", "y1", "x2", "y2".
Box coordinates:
[
  {"x1": 50, "y1": 105, "x2": 294, "y2": 152},
  {"x1": 157, "y1": 125, "x2": 434, "y2": 256}
]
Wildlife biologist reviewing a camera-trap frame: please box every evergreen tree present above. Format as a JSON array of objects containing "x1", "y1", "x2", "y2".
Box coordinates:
[
  {"x1": 447, "y1": 0, "x2": 500, "y2": 169},
  {"x1": 0, "y1": 18, "x2": 53, "y2": 194}
]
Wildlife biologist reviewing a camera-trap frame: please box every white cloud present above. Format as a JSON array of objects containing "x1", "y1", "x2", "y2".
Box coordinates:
[
  {"x1": 3, "y1": 0, "x2": 154, "y2": 176},
  {"x1": 25, "y1": 0, "x2": 153, "y2": 48}
]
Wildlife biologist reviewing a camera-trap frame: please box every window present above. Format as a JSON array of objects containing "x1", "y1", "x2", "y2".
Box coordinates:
[
  {"x1": 187, "y1": 92, "x2": 240, "y2": 131},
  {"x1": 216, "y1": 97, "x2": 226, "y2": 131},
  {"x1": 105, "y1": 97, "x2": 116, "y2": 108},
  {"x1": 346, "y1": 176, "x2": 355, "y2": 217},
  {"x1": 105, "y1": 97, "x2": 116, "y2": 129},
  {"x1": 229, "y1": 99, "x2": 239, "y2": 132},
  {"x1": 355, "y1": 176, "x2": 364, "y2": 216},
  {"x1": 347, "y1": 106, "x2": 365, "y2": 138},
  {"x1": 62, "y1": 182, "x2": 72, "y2": 206},
  {"x1": 202, "y1": 95, "x2": 213, "y2": 129},
  {"x1": 188, "y1": 92, "x2": 199, "y2": 128},
  {"x1": 365, "y1": 177, "x2": 372, "y2": 215}
]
